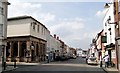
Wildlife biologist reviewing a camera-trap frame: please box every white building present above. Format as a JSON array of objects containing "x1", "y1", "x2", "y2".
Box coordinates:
[
  {"x1": 103, "y1": 0, "x2": 116, "y2": 66},
  {"x1": 76, "y1": 48, "x2": 82, "y2": 56},
  {"x1": 7, "y1": 16, "x2": 50, "y2": 62},
  {"x1": 49, "y1": 35, "x2": 61, "y2": 61},
  {"x1": 0, "y1": 0, "x2": 10, "y2": 67}
]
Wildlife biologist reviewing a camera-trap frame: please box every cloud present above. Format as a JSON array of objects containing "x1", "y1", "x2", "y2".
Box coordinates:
[
  {"x1": 83, "y1": 32, "x2": 96, "y2": 39},
  {"x1": 50, "y1": 17, "x2": 85, "y2": 36},
  {"x1": 8, "y1": 0, "x2": 56, "y2": 25},
  {"x1": 49, "y1": 18, "x2": 86, "y2": 47},
  {"x1": 83, "y1": 28, "x2": 102, "y2": 39},
  {"x1": 95, "y1": 9, "x2": 107, "y2": 18},
  {"x1": 49, "y1": 17, "x2": 102, "y2": 48},
  {"x1": 38, "y1": 13, "x2": 55, "y2": 23},
  {"x1": 9, "y1": 0, "x2": 110, "y2": 2}
]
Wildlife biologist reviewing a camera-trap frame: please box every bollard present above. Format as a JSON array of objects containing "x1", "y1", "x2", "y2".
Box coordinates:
[
  {"x1": 14, "y1": 59, "x2": 16, "y2": 68},
  {"x1": 3, "y1": 62, "x2": 6, "y2": 70},
  {"x1": 100, "y1": 61, "x2": 102, "y2": 67}
]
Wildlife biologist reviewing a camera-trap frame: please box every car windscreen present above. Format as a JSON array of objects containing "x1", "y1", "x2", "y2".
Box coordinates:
[{"x1": 89, "y1": 57, "x2": 96, "y2": 61}]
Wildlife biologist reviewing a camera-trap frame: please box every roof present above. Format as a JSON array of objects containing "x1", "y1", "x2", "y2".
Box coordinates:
[{"x1": 8, "y1": 15, "x2": 49, "y2": 31}]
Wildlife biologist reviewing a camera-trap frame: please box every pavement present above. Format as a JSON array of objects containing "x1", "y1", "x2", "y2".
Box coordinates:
[
  {"x1": 0, "y1": 66, "x2": 18, "y2": 73},
  {"x1": 0, "y1": 60, "x2": 119, "y2": 73},
  {"x1": 6, "y1": 62, "x2": 41, "y2": 66},
  {"x1": 0, "y1": 62, "x2": 43, "y2": 73},
  {"x1": 102, "y1": 67, "x2": 119, "y2": 73}
]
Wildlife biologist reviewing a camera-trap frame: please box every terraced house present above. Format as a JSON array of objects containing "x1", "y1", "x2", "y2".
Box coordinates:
[{"x1": 6, "y1": 16, "x2": 50, "y2": 63}]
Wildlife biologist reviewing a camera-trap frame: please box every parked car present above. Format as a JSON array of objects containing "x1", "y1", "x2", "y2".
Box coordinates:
[
  {"x1": 82, "y1": 54, "x2": 86, "y2": 58},
  {"x1": 72, "y1": 54, "x2": 77, "y2": 59},
  {"x1": 70, "y1": 54, "x2": 76, "y2": 59},
  {"x1": 87, "y1": 56, "x2": 98, "y2": 65},
  {"x1": 60, "y1": 55, "x2": 69, "y2": 61}
]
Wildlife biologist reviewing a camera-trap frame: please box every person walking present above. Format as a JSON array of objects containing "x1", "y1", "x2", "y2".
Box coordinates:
[
  {"x1": 46, "y1": 54, "x2": 49, "y2": 63},
  {"x1": 103, "y1": 55, "x2": 109, "y2": 68}
]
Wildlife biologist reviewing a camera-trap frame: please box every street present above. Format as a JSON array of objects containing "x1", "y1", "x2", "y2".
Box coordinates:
[{"x1": 3, "y1": 57, "x2": 106, "y2": 73}]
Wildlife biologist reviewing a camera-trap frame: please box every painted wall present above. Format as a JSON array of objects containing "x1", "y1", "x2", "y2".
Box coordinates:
[
  {"x1": 103, "y1": 1, "x2": 115, "y2": 45},
  {"x1": 7, "y1": 17, "x2": 50, "y2": 42}
]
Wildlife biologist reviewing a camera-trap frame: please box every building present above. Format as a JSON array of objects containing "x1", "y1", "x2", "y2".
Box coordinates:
[
  {"x1": 0, "y1": 0, "x2": 10, "y2": 71},
  {"x1": 96, "y1": 30, "x2": 104, "y2": 60},
  {"x1": 6, "y1": 16, "x2": 50, "y2": 63},
  {"x1": 70, "y1": 48, "x2": 77, "y2": 56},
  {"x1": 76, "y1": 48, "x2": 82, "y2": 56},
  {"x1": 114, "y1": 0, "x2": 120, "y2": 70},
  {"x1": 49, "y1": 34, "x2": 61, "y2": 61},
  {"x1": 103, "y1": 0, "x2": 117, "y2": 68}
]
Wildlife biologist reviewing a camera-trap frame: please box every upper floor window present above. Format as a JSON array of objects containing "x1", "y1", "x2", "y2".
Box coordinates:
[
  {"x1": 42, "y1": 27, "x2": 44, "y2": 35},
  {"x1": 0, "y1": 7, "x2": 3, "y2": 15},
  {"x1": 31, "y1": 22, "x2": 36, "y2": 31},
  {"x1": 44, "y1": 29, "x2": 45, "y2": 35},
  {"x1": 105, "y1": 23, "x2": 107, "y2": 26},
  {"x1": 33, "y1": 24, "x2": 35, "y2": 30},
  {"x1": 0, "y1": 24, "x2": 3, "y2": 37},
  {"x1": 37, "y1": 25, "x2": 39, "y2": 32}
]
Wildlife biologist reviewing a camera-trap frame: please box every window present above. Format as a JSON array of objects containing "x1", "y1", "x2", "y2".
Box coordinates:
[
  {"x1": 42, "y1": 27, "x2": 43, "y2": 35},
  {"x1": 101, "y1": 36, "x2": 107, "y2": 43},
  {"x1": 31, "y1": 22, "x2": 32, "y2": 26},
  {"x1": 0, "y1": 7, "x2": 3, "y2": 15},
  {"x1": 31, "y1": 22, "x2": 36, "y2": 30},
  {"x1": 0, "y1": 24, "x2": 3, "y2": 37},
  {"x1": 105, "y1": 23, "x2": 107, "y2": 26},
  {"x1": 37, "y1": 25, "x2": 39, "y2": 32},
  {"x1": 105, "y1": 32, "x2": 107, "y2": 36},
  {"x1": 33, "y1": 24, "x2": 35, "y2": 30},
  {"x1": 44, "y1": 29, "x2": 45, "y2": 35}
]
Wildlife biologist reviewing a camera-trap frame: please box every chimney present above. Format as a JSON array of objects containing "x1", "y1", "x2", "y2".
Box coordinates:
[
  {"x1": 57, "y1": 36, "x2": 59, "y2": 40},
  {"x1": 54, "y1": 34, "x2": 56, "y2": 39}
]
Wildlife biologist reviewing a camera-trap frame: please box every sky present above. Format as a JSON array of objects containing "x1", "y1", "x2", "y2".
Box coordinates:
[{"x1": 8, "y1": 0, "x2": 108, "y2": 50}]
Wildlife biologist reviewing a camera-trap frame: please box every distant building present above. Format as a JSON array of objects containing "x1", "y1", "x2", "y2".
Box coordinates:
[
  {"x1": 70, "y1": 48, "x2": 76, "y2": 56},
  {"x1": 49, "y1": 34, "x2": 61, "y2": 61},
  {"x1": 76, "y1": 48, "x2": 82, "y2": 56},
  {"x1": 96, "y1": 30, "x2": 104, "y2": 60}
]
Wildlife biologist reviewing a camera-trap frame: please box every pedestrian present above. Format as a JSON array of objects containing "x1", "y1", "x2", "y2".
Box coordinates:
[
  {"x1": 103, "y1": 55, "x2": 109, "y2": 68},
  {"x1": 46, "y1": 54, "x2": 49, "y2": 63}
]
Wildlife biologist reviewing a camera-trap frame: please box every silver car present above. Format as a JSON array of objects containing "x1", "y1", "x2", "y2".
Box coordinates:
[{"x1": 87, "y1": 56, "x2": 98, "y2": 65}]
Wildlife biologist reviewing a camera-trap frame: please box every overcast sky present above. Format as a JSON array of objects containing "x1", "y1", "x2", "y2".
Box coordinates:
[{"x1": 8, "y1": 0, "x2": 108, "y2": 49}]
